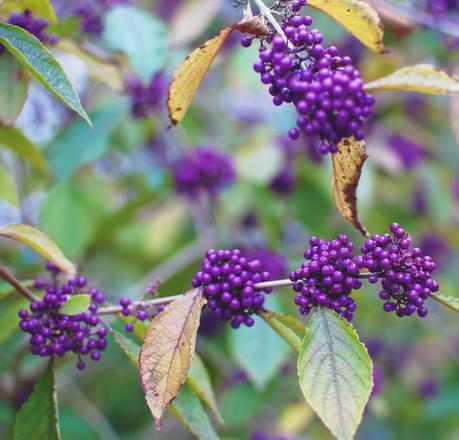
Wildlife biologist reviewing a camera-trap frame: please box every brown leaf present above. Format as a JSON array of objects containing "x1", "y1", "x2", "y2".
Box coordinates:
[
  {"x1": 168, "y1": 26, "x2": 233, "y2": 125},
  {"x1": 332, "y1": 137, "x2": 368, "y2": 236},
  {"x1": 308, "y1": 0, "x2": 385, "y2": 53},
  {"x1": 364, "y1": 64, "x2": 459, "y2": 94},
  {"x1": 139, "y1": 288, "x2": 206, "y2": 429}
]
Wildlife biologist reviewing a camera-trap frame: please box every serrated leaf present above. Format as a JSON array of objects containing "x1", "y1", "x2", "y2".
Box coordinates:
[
  {"x1": 13, "y1": 360, "x2": 60, "y2": 440},
  {"x1": 46, "y1": 105, "x2": 126, "y2": 181},
  {"x1": 298, "y1": 307, "x2": 373, "y2": 440},
  {"x1": 139, "y1": 288, "x2": 206, "y2": 429},
  {"x1": 103, "y1": 5, "x2": 167, "y2": 83},
  {"x1": 0, "y1": 223, "x2": 76, "y2": 275},
  {"x1": 168, "y1": 26, "x2": 233, "y2": 125},
  {"x1": 364, "y1": 65, "x2": 459, "y2": 94},
  {"x1": 1, "y1": 0, "x2": 57, "y2": 23},
  {"x1": 0, "y1": 126, "x2": 48, "y2": 174},
  {"x1": 228, "y1": 313, "x2": 289, "y2": 389},
  {"x1": 332, "y1": 137, "x2": 368, "y2": 237},
  {"x1": 189, "y1": 354, "x2": 224, "y2": 425},
  {"x1": 170, "y1": 384, "x2": 220, "y2": 440},
  {"x1": 112, "y1": 326, "x2": 219, "y2": 440},
  {"x1": 59, "y1": 294, "x2": 90, "y2": 316},
  {"x1": 308, "y1": 0, "x2": 385, "y2": 53},
  {"x1": 0, "y1": 23, "x2": 90, "y2": 124},
  {"x1": 431, "y1": 292, "x2": 459, "y2": 313},
  {"x1": 0, "y1": 52, "x2": 28, "y2": 126},
  {"x1": 259, "y1": 309, "x2": 306, "y2": 352}
]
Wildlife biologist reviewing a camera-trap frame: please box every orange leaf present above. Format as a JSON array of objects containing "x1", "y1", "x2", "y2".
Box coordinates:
[
  {"x1": 331, "y1": 137, "x2": 368, "y2": 236},
  {"x1": 139, "y1": 288, "x2": 206, "y2": 429},
  {"x1": 168, "y1": 26, "x2": 233, "y2": 125}
]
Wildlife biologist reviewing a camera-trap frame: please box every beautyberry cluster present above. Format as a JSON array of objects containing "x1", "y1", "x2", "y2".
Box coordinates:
[
  {"x1": 3, "y1": 10, "x2": 58, "y2": 51},
  {"x1": 124, "y1": 73, "x2": 165, "y2": 118},
  {"x1": 357, "y1": 223, "x2": 439, "y2": 317},
  {"x1": 18, "y1": 262, "x2": 107, "y2": 370},
  {"x1": 192, "y1": 249, "x2": 272, "y2": 328},
  {"x1": 289, "y1": 235, "x2": 361, "y2": 321},
  {"x1": 242, "y1": 2, "x2": 375, "y2": 154},
  {"x1": 173, "y1": 148, "x2": 236, "y2": 200}
]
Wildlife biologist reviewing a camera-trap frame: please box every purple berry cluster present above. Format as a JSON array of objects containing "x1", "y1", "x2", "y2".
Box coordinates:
[
  {"x1": 118, "y1": 296, "x2": 165, "y2": 332},
  {"x1": 242, "y1": 2, "x2": 375, "y2": 154},
  {"x1": 289, "y1": 235, "x2": 361, "y2": 321},
  {"x1": 357, "y1": 223, "x2": 439, "y2": 317},
  {"x1": 18, "y1": 262, "x2": 107, "y2": 370},
  {"x1": 173, "y1": 148, "x2": 236, "y2": 200},
  {"x1": 124, "y1": 73, "x2": 165, "y2": 118},
  {"x1": 4, "y1": 10, "x2": 58, "y2": 48},
  {"x1": 191, "y1": 249, "x2": 272, "y2": 328}
]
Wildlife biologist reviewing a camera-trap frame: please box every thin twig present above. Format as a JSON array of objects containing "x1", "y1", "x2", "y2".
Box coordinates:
[
  {"x1": 254, "y1": 278, "x2": 294, "y2": 289},
  {"x1": 0, "y1": 266, "x2": 39, "y2": 302},
  {"x1": 96, "y1": 294, "x2": 181, "y2": 315}
]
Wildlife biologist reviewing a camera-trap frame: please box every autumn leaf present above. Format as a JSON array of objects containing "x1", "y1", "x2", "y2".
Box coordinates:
[
  {"x1": 364, "y1": 64, "x2": 459, "y2": 94},
  {"x1": 308, "y1": 0, "x2": 385, "y2": 53},
  {"x1": 332, "y1": 137, "x2": 368, "y2": 236},
  {"x1": 168, "y1": 26, "x2": 233, "y2": 125},
  {"x1": 139, "y1": 288, "x2": 206, "y2": 429},
  {"x1": 0, "y1": 224, "x2": 76, "y2": 275}
]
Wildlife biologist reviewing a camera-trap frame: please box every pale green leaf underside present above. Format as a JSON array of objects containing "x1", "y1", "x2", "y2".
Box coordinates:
[
  {"x1": 298, "y1": 307, "x2": 373, "y2": 440},
  {"x1": 431, "y1": 292, "x2": 459, "y2": 313},
  {"x1": 0, "y1": 23, "x2": 90, "y2": 124},
  {"x1": 13, "y1": 360, "x2": 60, "y2": 440},
  {"x1": 60, "y1": 294, "x2": 91, "y2": 315}
]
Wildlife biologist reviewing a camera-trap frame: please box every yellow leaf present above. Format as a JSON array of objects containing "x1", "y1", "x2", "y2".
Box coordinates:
[
  {"x1": 139, "y1": 288, "x2": 206, "y2": 429},
  {"x1": 332, "y1": 137, "x2": 368, "y2": 236},
  {"x1": 0, "y1": 0, "x2": 57, "y2": 23},
  {"x1": 0, "y1": 224, "x2": 76, "y2": 275},
  {"x1": 168, "y1": 26, "x2": 233, "y2": 125},
  {"x1": 308, "y1": 0, "x2": 385, "y2": 53},
  {"x1": 364, "y1": 64, "x2": 459, "y2": 94}
]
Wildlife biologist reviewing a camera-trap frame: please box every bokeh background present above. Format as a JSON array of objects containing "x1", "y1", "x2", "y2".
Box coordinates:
[{"x1": 0, "y1": 0, "x2": 458, "y2": 438}]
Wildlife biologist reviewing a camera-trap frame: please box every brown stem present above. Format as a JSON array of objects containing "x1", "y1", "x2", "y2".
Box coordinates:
[
  {"x1": 96, "y1": 294, "x2": 181, "y2": 315},
  {"x1": 0, "y1": 266, "x2": 40, "y2": 302}
]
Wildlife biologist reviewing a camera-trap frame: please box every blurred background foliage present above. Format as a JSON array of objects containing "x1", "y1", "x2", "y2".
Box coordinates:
[{"x1": 0, "y1": 0, "x2": 458, "y2": 439}]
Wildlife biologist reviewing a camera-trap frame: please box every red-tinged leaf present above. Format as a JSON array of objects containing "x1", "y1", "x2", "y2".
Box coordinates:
[{"x1": 139, "y1": 288, "x2": 206, "y2": 429}]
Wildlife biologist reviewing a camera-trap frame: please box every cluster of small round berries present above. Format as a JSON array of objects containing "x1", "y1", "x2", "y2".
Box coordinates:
[
  {"x1": 18, "y1": 262, "x2": 107, "y2": 370},
  {"x1": 173, "y1": 148, "x2": 236, "y2": 200},
  {"x1": 124, "y1": 73, "x2": 165, "y2": 118},
  {"x1": 289, "y1": 235, "x2": 360, "y2": 321},
  {"x1": 357, "y1": 223, "x2": 439, "y2": 317},
  {"x1": 241, "y1": 2, "x2": 375, "y2": 154},
  {"x1": 191, "y1": 249, "x2": 272, "y2": 328},
  {"x1": 4, "y1": 10, "x2": 58, "y2": 49},
  {"x1": 118, "y1": 297, "x2": 165, "y2": 332}
]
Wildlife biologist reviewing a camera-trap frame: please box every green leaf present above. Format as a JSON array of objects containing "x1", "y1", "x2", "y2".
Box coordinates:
[
  {"x1": 170, "y1": 384, "x2": 220, "y2": 440},
  {"x1": 0, "y1": 0, "x2": 57, "y2": 23},
  {"x1": 188, "y1": 354, "x2": 224, "y2": 425},
  {"x1": 297, "y1": 307, "x2": 373, "y2": 440},
  {"x1": 0, "y1": 23, "x2": 90, "y2": 124},
  {"x1": 364, "y1": 64, "x2": 459, "y2": 94},
  {"x1": 431, "y1": 292, "x2": 459, "y2": 313},
  {"x1": 13, "y1": 360, "x2": 61, "y2": 440},
  {"x1": 46, "y1": 105, "x2": 126, "y2": 181},
  {"x1": 228, "y1": 313, "x2": 290, "y2": 389},
  {"x1": 0, "y1": 52, "x2": 28, "y2": 126},
  {"x1": 39, "y1": 181, "x2": 97, "y2": 258},
  {"x1": 59, "y1": 294, "x2": 90, "y2": 315},
  {"x1": 0, "y1": 126, "x2": 49, "y2": 174},
  {"x1": 0, "y1": 223, "x2": 76, "y2": 274},
  {"x1": 103, "y1": 5, "x2": 168, "y2": 83},
  {"x1": 259, "y1": 309, "x2": 306, "y2": 352},
  {"x1": 0, "y1": 164, "x2": 19, "y2": 208}
]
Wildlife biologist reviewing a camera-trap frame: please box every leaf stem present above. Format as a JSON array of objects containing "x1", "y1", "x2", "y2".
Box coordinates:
[
  {"x1": 96, "y1": 294, "x2": 182, "y2": 315},
  {"x1": 0, "y1": 266, "x2": 40, "y2": 302}
]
